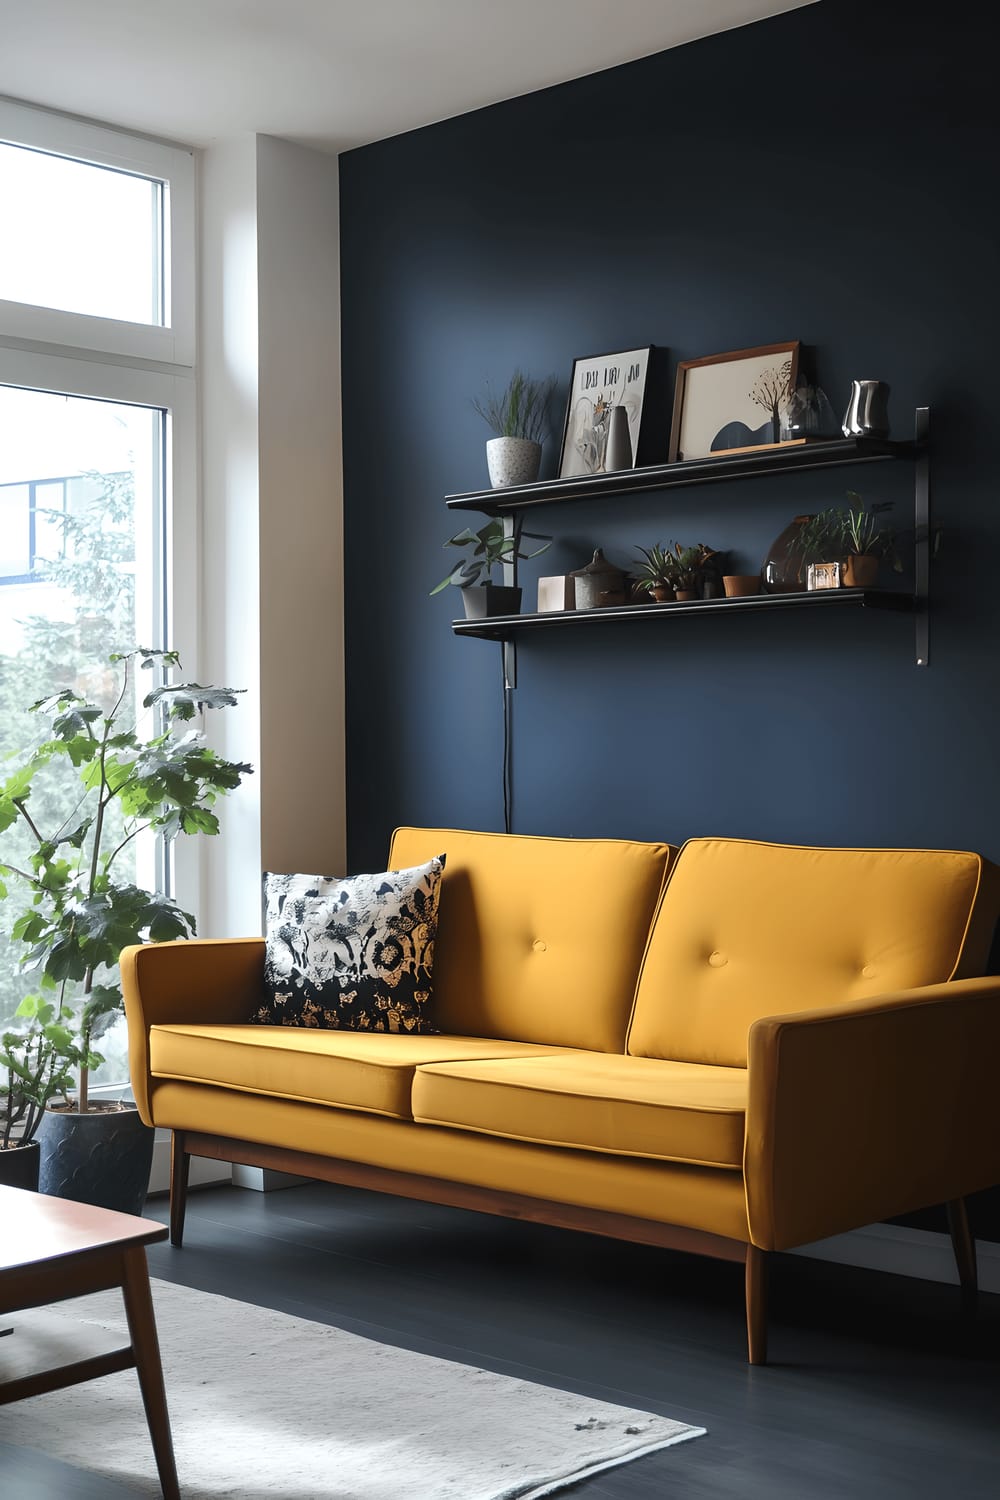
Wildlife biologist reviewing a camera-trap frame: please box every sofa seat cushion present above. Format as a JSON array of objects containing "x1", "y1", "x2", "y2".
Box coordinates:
[
  {"x1": 411, "y1": 1054, "x2": 747, "y2": 1168},
  {"x1": 148, "y1": 1026, "x2": 573, "y2": 1121}
]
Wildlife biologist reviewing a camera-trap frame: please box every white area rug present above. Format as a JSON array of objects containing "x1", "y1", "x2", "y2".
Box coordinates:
[{"x1": 0, "y1": 1279, "x2": 704, "y2": 1498}]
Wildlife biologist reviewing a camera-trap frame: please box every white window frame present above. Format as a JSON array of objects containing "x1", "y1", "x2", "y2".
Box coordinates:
[
  {"x1": 0, "y1": 101, "x2": 200, "y2": 920},
  {"x1": 0, "y1": 98, "x2": 195, "y2": 365}
]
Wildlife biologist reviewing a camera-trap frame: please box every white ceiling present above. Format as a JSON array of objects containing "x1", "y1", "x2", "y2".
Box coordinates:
[{"x1": 0, "y1": 0, "x2": 812, "y2": 154}]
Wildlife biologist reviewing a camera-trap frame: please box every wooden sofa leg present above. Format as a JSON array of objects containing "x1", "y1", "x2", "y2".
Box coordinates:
[
  {"x1": 946, "y1": 1197, "x2": 978, "y2": 1304},
  {"x1": 745, "y1": 1244, "x2": 769, "y2": 1365},
  {"x1": 169, "y1": 1131, "x2": 190, "y2": 1247}
]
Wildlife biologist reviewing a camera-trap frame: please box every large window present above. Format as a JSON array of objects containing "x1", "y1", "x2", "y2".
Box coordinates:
[{"x1": 0, "y1": 103, "x2": 195, "y2": 1083}]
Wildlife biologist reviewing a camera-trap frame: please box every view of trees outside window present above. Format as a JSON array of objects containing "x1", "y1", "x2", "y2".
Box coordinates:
[{"x1": 0, "y1": 385, "x2": 164, "y2": 1083}]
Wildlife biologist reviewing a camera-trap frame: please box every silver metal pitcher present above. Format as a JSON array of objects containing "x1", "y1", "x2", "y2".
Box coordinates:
[{"x1": 842, "y1": 380, "x2": 891, "y2": 439}]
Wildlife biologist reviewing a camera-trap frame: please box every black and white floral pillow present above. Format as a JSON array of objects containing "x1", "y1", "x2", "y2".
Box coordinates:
[{"x1": 254, "y1": 856, "x2": 446, "y2": 1034}]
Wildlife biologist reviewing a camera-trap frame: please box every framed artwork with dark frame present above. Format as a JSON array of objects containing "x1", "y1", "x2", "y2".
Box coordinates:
[
  {"x1": 668, "y1": 341, "x2": 801, "y2": 462},
  {"x1": 558, "y1": 346, "x2": 654, "y2": 478}
]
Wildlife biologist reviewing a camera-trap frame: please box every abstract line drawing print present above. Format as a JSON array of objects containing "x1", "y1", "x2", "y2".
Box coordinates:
[{"x1": 560, "y1": 348, "x2": 651, "y2": 478}]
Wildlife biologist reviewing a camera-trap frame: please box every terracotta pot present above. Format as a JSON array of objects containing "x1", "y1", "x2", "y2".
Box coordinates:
[
  {"x1": 842, "y1": 553, "x2": 879, "y2": 588},
  {"x1": 674, "y1": 589, "x2": 697, "y2": 602},
  {"x1": 650, "y1": 585, "x2": 674, "y2": 602},
  {"x1": 723, "y1": 575, "x2": 760, "y2": 597}
]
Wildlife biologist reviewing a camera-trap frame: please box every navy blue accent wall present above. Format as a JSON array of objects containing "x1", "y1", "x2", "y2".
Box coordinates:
[
  {"x1": 340, "y1": 0, "x2": 999, "y2": 1237},
  {"x1": 341, "y1": 0, "x2": 996, "y2": 869}
]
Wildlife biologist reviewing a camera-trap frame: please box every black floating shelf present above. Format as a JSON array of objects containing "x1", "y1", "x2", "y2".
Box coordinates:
[
  {"x1": 446, "y1": 436, "x2": 920, "y2": 514},
  {"x1": 452, "y1": 589, "x2": 915, "y2": 641}
]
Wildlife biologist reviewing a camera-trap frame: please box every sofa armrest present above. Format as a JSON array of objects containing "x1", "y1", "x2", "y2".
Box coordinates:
[
  {"x1": 744, "y1": 977, "x2": 1000, "y2": 1251},
  {"x1": 121, "y1": 938, "x2": 265, "y2": 1124}
]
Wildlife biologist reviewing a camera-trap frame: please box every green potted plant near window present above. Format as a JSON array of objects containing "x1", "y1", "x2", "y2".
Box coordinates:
[
  {"x1": 431, "y1": 519, "x2": 550, "y2": 619},
  {"x1": 1, "y1": 1002, "x2": 76, "y2": 1190},
  {"x1": 473, "y1": 369, "x2": 555, "y2": 488},
  {"x1": 0, "y1": 647, "x2": 251, "y2": 1213}
]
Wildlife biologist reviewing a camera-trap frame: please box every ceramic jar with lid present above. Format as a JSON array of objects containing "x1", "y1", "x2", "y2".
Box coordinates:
[{"x1": 570, "y1": 549, "x2": 625, "y2": 609}]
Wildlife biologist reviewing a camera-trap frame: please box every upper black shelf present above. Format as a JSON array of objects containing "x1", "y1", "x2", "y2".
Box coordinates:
[{"x1": 446, "y1": 435, "x2": 921, "y2": 515}]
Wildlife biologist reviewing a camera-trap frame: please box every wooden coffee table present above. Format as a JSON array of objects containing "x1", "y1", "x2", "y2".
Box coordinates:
[{"x1": 0, "y1": 1184, "x2": 180, "y2": 1499}]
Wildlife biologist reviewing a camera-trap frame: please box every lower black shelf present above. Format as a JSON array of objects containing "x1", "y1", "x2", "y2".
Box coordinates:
[{"x1": 451, "y1": 589, "x2": 915, "y2": 641}]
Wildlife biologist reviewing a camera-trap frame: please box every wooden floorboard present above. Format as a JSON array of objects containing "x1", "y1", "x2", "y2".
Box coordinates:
[{"x1": 2, "y1": 1179, "x2": 999, "y2": 1497}]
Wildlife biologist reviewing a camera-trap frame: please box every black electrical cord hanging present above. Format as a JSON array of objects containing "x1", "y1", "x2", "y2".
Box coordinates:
[{"x1": 501, "y1": 641, "x2": 514, "y2": 834}]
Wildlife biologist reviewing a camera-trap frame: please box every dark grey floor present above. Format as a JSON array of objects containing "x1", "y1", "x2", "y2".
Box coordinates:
[{"x1": 3, "y1": 1181, "x2": 999, "y2": 1497}]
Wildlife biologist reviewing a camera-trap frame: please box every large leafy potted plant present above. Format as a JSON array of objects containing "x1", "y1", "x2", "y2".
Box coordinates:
[
  {"x1": 0, "y1": 647, "x2": 251, "y2": 1212},
  {"x1": 431, "y1": 519, "x2": 550, "y2": 619}
]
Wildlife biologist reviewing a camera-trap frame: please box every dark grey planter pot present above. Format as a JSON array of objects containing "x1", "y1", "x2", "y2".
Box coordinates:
[
  {"x1": 461, "y1": 584, "x2": 522, "y2": 620},
  {"x1": 37, "y1": 1105, "x2": 155, "y2": 1216},
  {"x1": 0, "y1": 1140, "x2": 40, "y2": 1191}
]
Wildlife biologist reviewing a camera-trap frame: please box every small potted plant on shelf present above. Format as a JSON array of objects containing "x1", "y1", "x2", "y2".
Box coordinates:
[
  {"x1": 0, "y1": 647, "x2": 252, "y2": 1214},
  {"x1": 473, "y1": 370, "x2": 556, "y2": 489},
  {"x1": 431, "y1": 519, "x2": 551, "y2": 619},
  {"x1": 670, "y1": 544, "x2": 704, "y2": 602},
  {"x1": 632, "y1": 542, "x2": 676, "y2": 602},
  {"x1": 838, "y1": 491, "x2": 901, "y2": 587}
]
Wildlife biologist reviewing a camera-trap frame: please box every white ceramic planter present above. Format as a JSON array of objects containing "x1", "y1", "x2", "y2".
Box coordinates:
[{"x1": 486, "y1": 437, "x2": 542, "y2": 489}]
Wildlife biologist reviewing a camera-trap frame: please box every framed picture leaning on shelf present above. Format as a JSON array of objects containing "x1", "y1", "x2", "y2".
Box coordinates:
[
  {"x1": 669, "y1": 341, "x2": 801, "y2": 462},
  {"x1": 558, "y1": 346, "x2": 653, "y2": 478}
]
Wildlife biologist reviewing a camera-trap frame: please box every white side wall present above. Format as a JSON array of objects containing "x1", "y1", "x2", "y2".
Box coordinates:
[
  {"x1": 256, "y1": 136, "x2": 346, "y2": 878},
  {"x1": 198, "y1": 135, "x2": 263, "y2": 938},
  {"x1": 197, "y1": 134, "x2": 344, "y2": 941}
]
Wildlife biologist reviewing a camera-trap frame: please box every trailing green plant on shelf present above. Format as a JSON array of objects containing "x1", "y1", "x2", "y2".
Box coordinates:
[
  {"x1": 430, "y1": 519, "x2": 550, "y2": 594},
  {"x1": 789, "y1": 496, "x2": 902, "y2": 571},
  {"x1": 0, "y1": 648, "x2": 252, "y2": 1125},
  {"x1": 472, "y1": 369, "x2": 555, "y2": 442}
]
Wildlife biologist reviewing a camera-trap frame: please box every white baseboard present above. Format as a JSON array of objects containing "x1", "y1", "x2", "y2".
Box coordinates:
[
  {"x1": 792, "y1": 1221, "x2": 1000, "y2": 1294},
  {"x1": 148, "y1": 1131, "x2": 231, "y2": 1196}
]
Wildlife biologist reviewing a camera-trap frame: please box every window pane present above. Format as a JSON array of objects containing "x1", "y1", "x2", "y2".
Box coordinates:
[
  {"x1": 0, "y1": 385, "x2": 165, "y2": 1085},
  {"x1": 0, "y1": 143, "x2": 162, "y2": 325},
  {"x1": 0, "y1": 482, "x2": 30, "y2": 576}
]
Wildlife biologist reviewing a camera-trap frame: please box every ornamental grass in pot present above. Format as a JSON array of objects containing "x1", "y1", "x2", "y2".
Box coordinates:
[
  {"x1": 0, "y1": 647, "x2": 251, "y2": 1213},
  {"x1": 472, "y1": 369, "x2": 555, "y2": 488}
]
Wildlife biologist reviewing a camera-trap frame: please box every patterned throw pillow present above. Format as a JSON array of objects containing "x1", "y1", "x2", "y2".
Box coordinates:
[{"x1": 254, "y1": 856, "x2": 446, "y2": 1034}]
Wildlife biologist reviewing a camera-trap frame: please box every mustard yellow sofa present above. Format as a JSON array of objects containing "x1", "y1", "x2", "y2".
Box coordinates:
[{"x1": 121, "y1": 827, "x2": 1000, "y2": 1363}]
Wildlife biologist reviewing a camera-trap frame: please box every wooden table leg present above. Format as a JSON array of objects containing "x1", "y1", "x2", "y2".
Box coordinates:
[{"x1": 120, "y1": 1246, "x2": 181, "y2": 1500}]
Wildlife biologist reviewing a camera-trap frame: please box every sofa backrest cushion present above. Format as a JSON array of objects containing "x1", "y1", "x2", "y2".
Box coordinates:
[
  {"x1": 628, "y1": 837, "x2": 1000, "y2": 1068},
  {"x1": 388, "y1": 827, "x2": 672, "y2": 1052}
]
